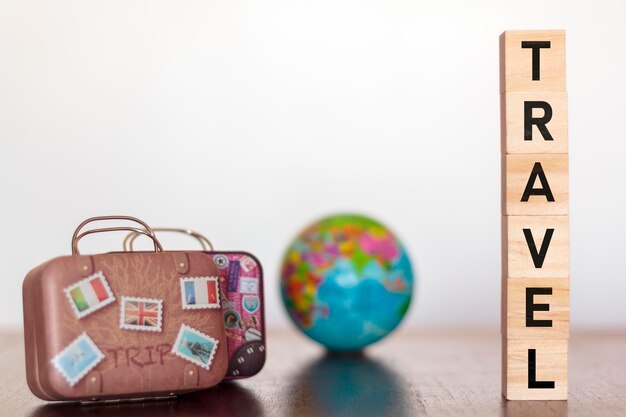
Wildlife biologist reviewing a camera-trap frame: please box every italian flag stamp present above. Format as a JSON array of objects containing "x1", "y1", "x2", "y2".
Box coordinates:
[{"x1": 64, "y1": 271, "x2": 115, "y2": 319}]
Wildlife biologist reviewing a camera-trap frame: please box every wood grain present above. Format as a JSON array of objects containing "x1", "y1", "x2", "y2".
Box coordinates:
[{"x1": 2, "y1": 330, "x2": 626, "y2": 417}]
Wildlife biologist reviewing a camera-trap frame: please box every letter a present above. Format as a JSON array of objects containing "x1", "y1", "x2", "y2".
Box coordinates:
[{"x1": 521, "y1": 162, "x2": 555, "y2": 202}]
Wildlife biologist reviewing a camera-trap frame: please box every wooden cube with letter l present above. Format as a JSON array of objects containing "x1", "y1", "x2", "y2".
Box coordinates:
[{"x1": 503, "y1": 338, "x2": 568, "y2": 400}]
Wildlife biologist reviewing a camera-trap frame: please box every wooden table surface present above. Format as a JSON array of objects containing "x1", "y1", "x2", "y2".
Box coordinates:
[{"x1": 1, "y1": 329, "x2": 625, "y2": 417}]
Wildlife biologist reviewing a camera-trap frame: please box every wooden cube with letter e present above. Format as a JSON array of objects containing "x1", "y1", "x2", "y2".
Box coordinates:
[{"x1": 504, "y1": 277, "x2": 569, "y2": 340}]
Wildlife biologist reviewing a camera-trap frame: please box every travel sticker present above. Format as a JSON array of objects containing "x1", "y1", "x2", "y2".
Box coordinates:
[
  {"x1": 227, "y1": 260, "x2": 240, "y2": 293},
  {"x1": 238, "y1": 316, "x2": 258, "y2": 330},
  {"x1": 119, "y1": 296, "x2": 163, "y2": 332},
  {"x1": 219, "y1": 278, "x2": 231, "y2": 305},
  {"x1": 242, "y1": 295, "x2": 260, "y2": 314},
  {"x1": 180, "y1": 276, "x2": 220, "y2": 309},
  {"x1": 213, "y1": 254, "x2": 229, "y2": 270},
  {"x1": 244, "y1": 327, "x2": 262, "y2": 342},
  {"x1": 239, "y1": 276, "x2": 259, "y2": 294},
  {"x1": 224, "y1": 309, "x2": 241, "y2": 329},
  {"x1": 239, "y1": 255, "x2": 257, "y2": 273},
  {"x1": 51, "y1": 333, "x2": 104, "y2": 386},
  {"x1": 171, "y1": 324, "x2": 219, "y2": 370},
  {"x1": 64, "y1": 271, "x2": 115, "y2": 319}
]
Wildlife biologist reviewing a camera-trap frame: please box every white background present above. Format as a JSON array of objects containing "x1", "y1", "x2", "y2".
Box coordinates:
[{"x1": 1, "y1": 0, "x2": 625, "y2": 331}]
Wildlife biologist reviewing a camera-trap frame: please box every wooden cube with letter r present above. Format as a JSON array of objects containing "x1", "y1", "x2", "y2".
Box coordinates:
[{"x1": 501, "y1": 91, "x2": 568, "y2": 154}]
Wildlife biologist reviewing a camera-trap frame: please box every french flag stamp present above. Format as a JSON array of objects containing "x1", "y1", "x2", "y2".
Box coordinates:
[{"x1": 180, "y1": 276, "x2": 221, "y2": 309}]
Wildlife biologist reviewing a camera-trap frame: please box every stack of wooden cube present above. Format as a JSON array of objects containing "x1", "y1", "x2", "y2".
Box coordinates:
[{"x1": 500, "y1": 30, "x2": 569, "y2": 400}]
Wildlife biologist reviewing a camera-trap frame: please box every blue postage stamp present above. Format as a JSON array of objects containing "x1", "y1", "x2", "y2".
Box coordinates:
[
  {"x1": 171, "y1": 324, "x2": 219, "y2": 370},
  {"x1": 51, "y1": 333, "x2": 104, "y2": 386}
]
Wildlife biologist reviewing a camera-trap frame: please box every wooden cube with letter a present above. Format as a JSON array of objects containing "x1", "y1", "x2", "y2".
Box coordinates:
[
  {"x1": 503, "y1": 154, "x2": 569, "y2": 215},
  {"x1": 503, "y1": 338, "x2": 568, "y2": 400}
]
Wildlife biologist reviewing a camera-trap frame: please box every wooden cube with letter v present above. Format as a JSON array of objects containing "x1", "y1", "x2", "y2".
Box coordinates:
[{"x1": 500, "y1": 29, "x2": 569, "y2": 401}]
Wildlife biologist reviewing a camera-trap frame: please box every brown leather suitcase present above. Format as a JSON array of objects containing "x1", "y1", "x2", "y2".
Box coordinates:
[{"x1": 23, "y1": 216, "x2": 229, "y2": 401}]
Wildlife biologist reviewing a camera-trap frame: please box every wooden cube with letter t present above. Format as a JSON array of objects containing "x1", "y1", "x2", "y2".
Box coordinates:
[
  {"x1": 500, "y1": 30, "x2": 569, "y2": 401},
  {"x1": 499, "y1": 30, "x2": 566, "y2": 93}
]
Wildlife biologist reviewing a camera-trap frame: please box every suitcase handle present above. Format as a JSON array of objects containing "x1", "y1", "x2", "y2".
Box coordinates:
[
  {"x1": 71, "y1": 216, "x2": 164, "y2": 255},
  {"x1": 123, "y1": 228, "x2": 214, "y2": 252}
]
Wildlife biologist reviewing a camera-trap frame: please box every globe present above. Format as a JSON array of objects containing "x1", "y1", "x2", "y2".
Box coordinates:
[{"x1": 280, "y1": 214, "x2": 414, "y2": 351}]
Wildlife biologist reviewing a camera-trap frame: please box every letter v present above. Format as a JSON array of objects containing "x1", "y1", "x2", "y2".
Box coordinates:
[{"x1": 523, "y1": 228, "x2": 554, "y2": 268}]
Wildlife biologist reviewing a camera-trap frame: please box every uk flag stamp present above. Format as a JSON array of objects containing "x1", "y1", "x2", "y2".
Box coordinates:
[
  {"x1": 119, "y1": 296, "x2": 163, "y2": 332},
  {"x1": 51, "y1": 333, "x2": 104, "y2": 386},
  {"x1": 180, "y1": 277, "x2": 220, "y2": 309},
  {"x1": 171, "y1": 324, "x2": 219, "y2": 370}
]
